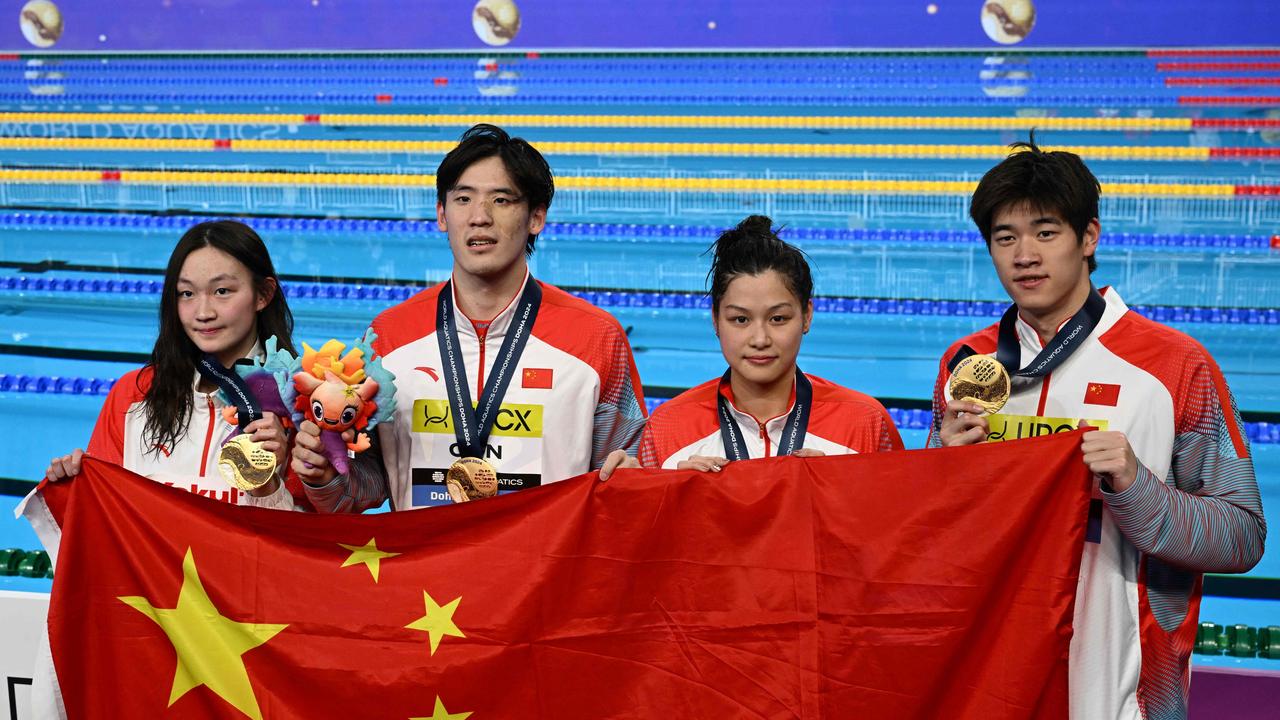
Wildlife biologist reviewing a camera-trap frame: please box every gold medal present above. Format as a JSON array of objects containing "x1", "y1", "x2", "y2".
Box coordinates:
[
  {"x1": 949, "y1": 354, "x2": 1011, "y2": 415},
  {"x1": 446, "y1": 457, "x2": 499, "y2": 503},
  {"x1": 217, "y1": 434, "x2": 278, "y2": 491}
]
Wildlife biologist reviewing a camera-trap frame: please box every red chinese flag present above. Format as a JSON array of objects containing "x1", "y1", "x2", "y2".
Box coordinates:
[
  {"x1": 521, "y1": 367, "x2": 553, "y2": 389},
  {"x1": 1084, "y1": 382, "x2": 1122, "y2": 406},
  {"x1": 30, "y1": 432, "x2": 1090, "y2": 719}
]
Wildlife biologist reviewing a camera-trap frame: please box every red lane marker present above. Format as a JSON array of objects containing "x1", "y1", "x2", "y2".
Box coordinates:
[
  {"x1": 433, "y1": 77, "x2": 448, "y2": 86},
  {"x1": 100, "y1": 170, "x2": 121, "y2": 182},
  {"x1": 213, "y1": 139, "x2": 232, "y2": 150},
  {"x1": 1166, "y1": 77, "x2": 1280, "y2": 86},
  {"x1": 1192, "y1": 118, "x2": 1280, "y2": 129},
  {"x1": 303, "y1": 114, "x2": 321, "y2": 124},
  {"x1": 1235, "y1": 185, "x2": 1280, "y2": 196},
  {"x1": 1149, "y1": 49, "x2": 1280, "y2": 58},
  {"x1": 1271, "y1": 235, "x2": 1280, "y2": 249},
  {"x1": 485, "y1": 63, "x2": 498, "y2": 72},
  {"x1": 375, "y1": 93, "x2": 393, "y2": 103},
  {"x1": 1179, "y1": 96, "x2": 1280, "y2": 105},
  {"x1": 1211, "y1": 148, "x2": 1280, "y2": 159},
  {"x1": 1157, "y1": 62, "x2": 1280, "y2": 72},
  {"x1": 0, "y1": 54, "x2": 20, "y2": 61},
  {"x1": 526, "y1": 52, "x2": 540, "y2": 59}
]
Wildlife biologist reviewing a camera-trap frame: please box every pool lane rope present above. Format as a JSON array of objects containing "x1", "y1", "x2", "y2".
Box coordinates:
[
  {"x1": 2, "y1": 111, "x2": 1278, "y2": 132},
  {"x1": 1, "y1": 136, "x2": 1276, "y2": 162},
  {"x1": 0, "y1": 167, "x2": 1273, "y2": 197}
]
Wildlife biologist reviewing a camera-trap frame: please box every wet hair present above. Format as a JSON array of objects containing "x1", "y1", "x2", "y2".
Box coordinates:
[
  {"x1": 142, "y1": 220, "x2": 296, "y2": 456},
  {"x1": 707, "y1": 215, "x2": 813, "y2": 312},
  {"x1": 969, "y1": 133, "x2": 1100, "y2": 272},
  {"x1": 435, "y1": 123, "x2": 555, "y2": 257}
]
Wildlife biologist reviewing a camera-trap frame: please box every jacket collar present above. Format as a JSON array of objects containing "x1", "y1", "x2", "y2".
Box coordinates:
[
  {"x1": 450, "y1": 270, "x2": 533, "y2": 343},
  {"x1": 1012, "y1": 285, "x2": 1128, "y2": 353},
  {"x1": 190, "y1": 340, "x2": 267, "y2": 398}
]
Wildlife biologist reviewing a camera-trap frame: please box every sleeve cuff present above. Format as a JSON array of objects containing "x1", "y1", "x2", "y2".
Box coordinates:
[
  {"x1": 1100, "y1": 462, "x2": 1160, "y2": 517},
  {"x1": 302, "y1": 472, "x2": 344, "y2": 491},
  {"x1": 302, "y1": 473, "x2": 351, "y2": 512},
  {"x1": 243, "y1": 478, "x2": 297, "y2": 511}
]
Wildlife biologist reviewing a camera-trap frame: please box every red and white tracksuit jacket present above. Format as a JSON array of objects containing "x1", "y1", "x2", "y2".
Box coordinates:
[
  {"x1": 928, "y1": 287, "x2": 1265, "y2": 720},
  {"x1": 84, "y1": 365, "x2": 302, "y2": 511},
  {"x1": 639, "y1": 372, "x2": 904, "y2": 468},
  {"x1": 302, "y1": 274, "x2": 647, "y2": 512}
]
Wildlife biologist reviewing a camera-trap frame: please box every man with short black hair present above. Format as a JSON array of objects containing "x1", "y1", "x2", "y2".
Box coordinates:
[
  {"x1": 930, "y1": 139, "x2": 1265, "y2": 720},
  {"x1": 292, "y1": 124, "x2": 647, "y2": 510}
]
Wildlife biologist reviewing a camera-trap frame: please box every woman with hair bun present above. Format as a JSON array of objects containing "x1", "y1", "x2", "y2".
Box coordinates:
[{"x1": 637, "y1": 215, "x2": 902, "y2": 470}]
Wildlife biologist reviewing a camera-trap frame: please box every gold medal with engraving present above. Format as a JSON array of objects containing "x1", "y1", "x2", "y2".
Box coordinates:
[
  {"x1": 446, "y1": 457, "x2": 500, "y2": 503},
  {"x1": 217, "y1": 434, "x2": 278, "y2": 491},
  {"x1": 949, "y1": 354, "x2": 1011, "y2": 415}
]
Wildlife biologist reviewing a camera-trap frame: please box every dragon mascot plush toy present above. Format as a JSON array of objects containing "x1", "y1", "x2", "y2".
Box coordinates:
[
  {"x1": 290, "y1": 330, "x2": 397, "y2": 475},
  {"x1": 294, "y1": 330, "x2": 394, "y2": 471},
  {"x1": 218, "y1": 330, "x2": 395, "y2": 477}
]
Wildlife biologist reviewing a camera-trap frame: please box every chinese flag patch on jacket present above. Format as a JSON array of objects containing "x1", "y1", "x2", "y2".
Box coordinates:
[
  {"x1": 522, "y1": 367, "x2": 553, "y2": 389},
  {"x1": 1084, "y1": 382, "x2": 1121, "y2": 406}
]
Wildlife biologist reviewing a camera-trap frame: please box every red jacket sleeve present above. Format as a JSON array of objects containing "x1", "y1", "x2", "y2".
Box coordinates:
[{"x1": 86, "y1": 369, "x2": 149, "y2": 464}]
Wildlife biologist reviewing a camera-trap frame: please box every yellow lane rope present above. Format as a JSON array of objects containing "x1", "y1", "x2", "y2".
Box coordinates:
[
  {"x1": 0, "y1": 136, "x2": 1215, "y2": 161},
  {"x1": 0, "y1": 112, "x2": 1197, "y2": 132},
  {"x1": 0, "y1": 167, "x2": 1240, "y2": 196}
]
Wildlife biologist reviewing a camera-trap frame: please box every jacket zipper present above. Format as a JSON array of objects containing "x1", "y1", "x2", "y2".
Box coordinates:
[
  {"x1": 1031, "y1": 321, "x2": 1052, "y2": 416},
  {"x1": 476, "y1": 327, "x2": 488, "y2": 395},
  {"x1": 198, "y1": 394, "x2": 216, "y2": 477}
]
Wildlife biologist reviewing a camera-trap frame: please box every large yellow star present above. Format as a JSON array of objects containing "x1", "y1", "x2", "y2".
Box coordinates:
[
  {"x1": 118, "y1": 548, "x2": 287, "y2": 720},
  {"x1": 339, "y1": 537, "x2": 401, "y2": 582},
  {"x1": 405, "y1": 590, "x2": 465, "y2": 655},
  {"x1": 410, "y1": 696, "x2": 473, "y2": 720}
]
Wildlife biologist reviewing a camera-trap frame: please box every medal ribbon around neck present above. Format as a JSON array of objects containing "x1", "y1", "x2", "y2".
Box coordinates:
[
  {"x1": 994, "y1": 285, "x2": 1106, "y2": 379},
  {"x1": 199, "y1": 353, "x2": 277, "y2": 491},
  {"x1": 717, "y1": 367, "x2": 813, "y2": 461},
  {"x1": 436, "y1": 279, "x2": 542, "y2": 459},
  {"x1": 196, "y1": 354, "x2": 262, "y2": 431}
]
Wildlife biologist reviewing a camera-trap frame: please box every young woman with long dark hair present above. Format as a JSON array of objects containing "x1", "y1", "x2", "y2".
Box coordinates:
[{"x1": 44, "y1": 220, "x2": 301, "y2": 508}]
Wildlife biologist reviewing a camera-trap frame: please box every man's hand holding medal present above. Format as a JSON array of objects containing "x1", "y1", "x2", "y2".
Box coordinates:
[{"x1": 940, "y1": 291, "x2": 1141, "y2": 494}]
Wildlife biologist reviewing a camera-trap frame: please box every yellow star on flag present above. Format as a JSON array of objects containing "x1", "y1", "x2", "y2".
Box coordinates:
[
  {"x1": 339, "y1": 537, "x2": 401, "y2": 582},
  {"x1": 410, "y1": 696, "x2": 473, "y2": 720},
  {"x1": 405, "y1": 590, "x2": 465, "y2": 655},
  {"x1": 118, "y1": 548, "x2": 287, "y2": 720}
]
